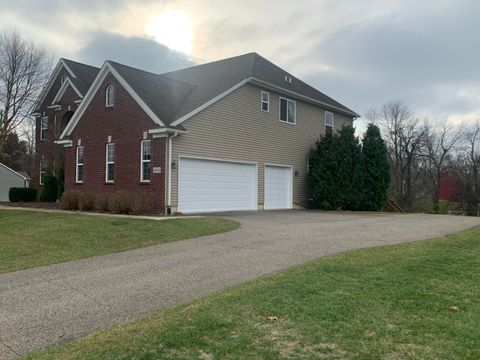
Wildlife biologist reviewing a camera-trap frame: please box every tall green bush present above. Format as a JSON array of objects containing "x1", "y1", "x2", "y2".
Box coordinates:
[
  {"x1": 308, "y1": 125, "x2": 363, "y2": 210},
  {"x1": 361, "y1": 124, "x2": 390, "y2": 210},
  {"x1": 39, "y1": 172, "x2": 58, "y2": 202}
]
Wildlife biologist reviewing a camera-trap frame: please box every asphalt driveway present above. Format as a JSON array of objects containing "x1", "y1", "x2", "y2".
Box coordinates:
[{"x1": 1, "y1": 211, "x2": 479, "y2": 359}]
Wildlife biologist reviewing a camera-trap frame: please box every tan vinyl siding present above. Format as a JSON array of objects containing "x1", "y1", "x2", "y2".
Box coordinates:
[{"x1": 171, "y1": 83, "x2": 353, "y2": 207}]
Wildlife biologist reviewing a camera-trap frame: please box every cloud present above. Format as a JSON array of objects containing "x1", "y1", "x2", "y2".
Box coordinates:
[{"x1": 77, "y1": 32, "x2": 195, "y2": 73}]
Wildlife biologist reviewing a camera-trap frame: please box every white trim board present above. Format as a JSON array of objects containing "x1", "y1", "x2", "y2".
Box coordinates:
[
  {"x1": 170, "y1": 79, "x2": 250, "y2": 127},
  {"x1": 51, "y1": 77, "x2": 83, "y2": 104},
  {"x1": 32, "y1": 58, "x2": 77, "y2": 112},
  {"x1": 170, "y1": 77, "x2": 358, "y2": 128},
  {"x1": 60, "y1": 61, "x2": 164, "y2": 139},
  {"x1": 0, "y1": 163, "x2": 30, "y2": 180}
]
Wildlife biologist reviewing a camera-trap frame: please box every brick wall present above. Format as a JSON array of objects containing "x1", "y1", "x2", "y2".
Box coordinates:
[
  {"x1": 34, "y1": 70, "x2": 79, "y2": 187},
  {"x1": 64, "y1": 73, "x2": 167, "y2": 213}
]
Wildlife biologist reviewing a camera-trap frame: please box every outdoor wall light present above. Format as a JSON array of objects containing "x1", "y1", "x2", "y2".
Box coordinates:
[
  {"x1": 171, "y1": 160, "x2": 177, "y2": 169},
  {"x1": 295, "y1": 170, "x2": 299, "y2": 177}
]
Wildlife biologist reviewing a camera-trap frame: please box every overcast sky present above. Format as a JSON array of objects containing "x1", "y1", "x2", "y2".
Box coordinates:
[{"x1": 1, "y1": 0, "x2": 479, "y2": 131}]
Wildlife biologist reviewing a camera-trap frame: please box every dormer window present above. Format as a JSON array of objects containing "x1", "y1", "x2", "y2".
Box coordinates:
[{"x1": 105, "y1": 84, "x2": 114, "y2": 107}]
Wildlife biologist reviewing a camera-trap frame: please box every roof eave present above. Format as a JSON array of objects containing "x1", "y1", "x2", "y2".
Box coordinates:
[{"x1": 248, "y1": 77, "x2": 360, "y2": 118}]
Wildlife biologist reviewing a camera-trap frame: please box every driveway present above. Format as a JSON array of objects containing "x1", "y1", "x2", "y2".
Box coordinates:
[{"x1": 1, "y1": 211, "x2": 479, "y2": 359}]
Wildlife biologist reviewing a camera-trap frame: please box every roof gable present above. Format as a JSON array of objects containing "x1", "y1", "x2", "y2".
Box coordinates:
[
  {"x1": 60, "y1": 62, "x2": 169, "y2": 139},
  {"x1": 34, "y1": 58, "x2": 99, "y2": 112}
]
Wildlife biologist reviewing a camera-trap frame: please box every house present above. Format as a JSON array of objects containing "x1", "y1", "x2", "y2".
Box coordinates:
[
  {"x1": 34, "y1": 52, "x2": 359, "y2": 214},
  {"x1": 0, "y1": 163, "x2": 30, "y2": 201},
  {"x1": 439, "y1": 168, "x2": 463, "y2": 203},
  {"x1": 32, "y1": 59, "x2": 100, "y2": 186}
]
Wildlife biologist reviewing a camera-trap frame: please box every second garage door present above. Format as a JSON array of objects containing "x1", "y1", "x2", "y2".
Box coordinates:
[
  {"x1": 178, "y1": 157, "x2": 257, "y2": 213},
  {"x1": 264, "y1": 165, "x2": 293, "y2": 210}
]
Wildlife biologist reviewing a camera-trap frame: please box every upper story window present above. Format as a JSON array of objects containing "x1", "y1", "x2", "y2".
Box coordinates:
[
  {"x1": 141, "y1": 140, "x2": 151, "y2": 182},
  {"x1": 261, "y1": 91, "x2": 269, "y2": 112},
  {"x1": 76, "y1": 146, "x2": 84, "y2": 183},
  {"x1": 105, "y1": 84, "x2": 114, "y2": 107},
  {"x1": 40, "y1": 116, "x2": 48, "y2": 141},
  {"x1": 325, "y1": 111, "x2": 334, "y2": 135},
  {"x1": 61, "y1": 74, "x2": 67, "y2": 84},
  {"x1": 279, "y1": 97, "x2": 296, "y2": 124},
  {"x1": 105, "y1": 143, "x2": 115, "y2": 183}
]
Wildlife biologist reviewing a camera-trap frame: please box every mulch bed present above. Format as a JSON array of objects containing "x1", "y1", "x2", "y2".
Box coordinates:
[{"x1": 0, "y1": 201, "x2": 62, "y2": 210}]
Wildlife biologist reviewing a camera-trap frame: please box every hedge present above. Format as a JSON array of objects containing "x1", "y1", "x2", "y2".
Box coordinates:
[{"x1": 8, "y1": 187, "x2": 38, "y2": 202}]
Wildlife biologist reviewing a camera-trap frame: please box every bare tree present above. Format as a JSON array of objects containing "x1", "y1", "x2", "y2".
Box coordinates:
[
  {"x1": 458, "y1": 120, "x2": 480, "y2": 215},
  {"x1": 419, "y1": 120, "x2": 460, "y2": 210},
  {"x1": 0, "y1": 31, "x2": 51, "y2": 154},
  {"x1": 367, "y1": 100, "x2": 425, "y2": 210}
]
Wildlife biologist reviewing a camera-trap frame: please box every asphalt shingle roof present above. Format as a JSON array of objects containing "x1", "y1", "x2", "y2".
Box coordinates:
[
  {"x1": 62, "y1": 53, "x2": 358, "y2": 129},
  {"x1": 62, "y1": 58, "x2": 100, "y2": 95}
]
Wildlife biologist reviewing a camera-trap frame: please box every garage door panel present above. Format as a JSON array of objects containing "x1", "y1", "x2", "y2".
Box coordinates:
[
  {"x1": 264, "y1": 165, "x2": 292, "y2": 210},
  {"x1": 178, "y1": 158, "x2": 257, "y2": 213}
]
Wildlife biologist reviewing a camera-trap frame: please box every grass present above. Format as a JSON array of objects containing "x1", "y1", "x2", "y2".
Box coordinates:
[
  {"x1": 24, "y1": 226, "x2": 480, "y2": 359},
  {"x1": 0, "y1": 209, "x2": 238, "y2": 274}
]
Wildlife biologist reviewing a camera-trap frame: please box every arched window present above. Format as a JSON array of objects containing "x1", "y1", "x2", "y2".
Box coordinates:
[{"x1": 105, "y1": 84, "x2": 114, "y2": 107}]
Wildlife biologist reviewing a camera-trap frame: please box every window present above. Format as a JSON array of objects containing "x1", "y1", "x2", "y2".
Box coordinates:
[
  {"x1": 76, "y1": 146, "x2": 84, "y2": 183},
  {"x1": 39, "y1": 160, "x2": 47, "y2": 185},
  {"x1": 141, "y1": 140, "x2": 151, "y2": 182},
  {"x1": 105, "y1": 143, "x2": 115, "y2": 182},
  {"x1": 61, "y1": 74, "x2": 67, "y2": 84},
  {"x1": 325, "y1": 111, "x2": 334, "y2": 135},
  {"x1": 279, "y1": 97, "x2": 296, "y2": 124},
  {"x1": 261, "y1": 91, "x2": 269, "y2": 112},
  {"x1": 40, "y1": 116, "x2": 48, "y2": 141},
  {"x1": 105, "y1": 84, "x2": 114, "y2": 107}
]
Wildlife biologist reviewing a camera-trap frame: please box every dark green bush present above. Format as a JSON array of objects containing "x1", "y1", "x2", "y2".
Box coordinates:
[
  {"x1": 8, "y1": 187, "x2": 37, "y2": 202},
  {"x1": 39, "y1": 174, "x2": 58, "y2": 202}
]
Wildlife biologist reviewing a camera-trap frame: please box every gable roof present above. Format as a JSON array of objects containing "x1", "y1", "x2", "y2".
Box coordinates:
[
  {"x1": 108, "y1": 61, "x2": 195, "y2": 124},
  {"x1": 0, "y1": 163, "x2": 30, "y2": 180},
  {"x1": 61, "y1": 59, "x2": 100, "y2": 96},
  {"x1": 33, "y1": 58, "x2": 99, "y2": 112},
  {"x1": 162, "y1": 53, "x2": 359, "y2": 125},
  {"x1": 60, "y1": 52, "x2": 359, "y2": 139}
]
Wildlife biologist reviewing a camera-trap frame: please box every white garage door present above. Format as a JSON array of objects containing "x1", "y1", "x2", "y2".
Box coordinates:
[
  {"x1": 264, "y1": 165, "x2": 293, "y2": 210},
  {"x1": 178, "y1": 157, "x2": 257, "y2": 213}
]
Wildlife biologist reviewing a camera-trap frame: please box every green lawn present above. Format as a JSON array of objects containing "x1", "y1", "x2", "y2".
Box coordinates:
[
  {"x1": 0, "y1": 209, "x2": 238, "y2": 274},
  {"x1": 24, "y1": 226, "x2": 480, "y2": 360}
]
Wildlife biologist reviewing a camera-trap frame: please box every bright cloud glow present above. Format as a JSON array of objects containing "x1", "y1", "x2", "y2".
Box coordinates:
[{"x1": 145, "y1": 10, "x2": 193, "y2": 54}]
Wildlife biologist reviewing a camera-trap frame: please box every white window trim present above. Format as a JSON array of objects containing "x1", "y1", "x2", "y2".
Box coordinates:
[
  {"x1": 76, "y1": 146, "x2": 84, "y2": 183},
  {"x1": 140, "y1": 139, "x2": 151, "y2": 183},
  {"x1": 39, "y1": 161, "x2": 47, "y2": 185},
  {"x1": 279, "y1": 97, "x2": 296, "y2": 125},
  {"x1": 261, "y1": 91, "x2": 270, "y2": 112},
  {"x1": 105, "y1": 143, "x2": 115, "y2": 183},
  {"x1": 325, "y1": 111, "x2": 334, "y2": 132},
  {"x1": 40, "y1": 116, "x2": 48, "y2": 141},
  {"x1": 105, "y1": 84, "x2": 114, "y2": 108}
]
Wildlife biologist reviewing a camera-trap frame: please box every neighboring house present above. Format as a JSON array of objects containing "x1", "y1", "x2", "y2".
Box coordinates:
[
  {"x1": 32, "y1": 59, "x2": 100, "y2": 187},
  {"x1": 36, "y1": 52, "x2": 358, "y2": 213},
  {"x1": 0, "y1": 163, "x2": 30, "y2": 201},
  {"x1": 439, "y1": 168, "x2": 463, "y2": 203}
]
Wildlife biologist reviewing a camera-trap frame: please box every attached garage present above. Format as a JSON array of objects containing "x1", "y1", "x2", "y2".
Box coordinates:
[
  {"x1": 264, "y1": 164, "x2": 293, "y2": 210},
  {"x1": 178, "y1": 157, "x2": 257, "y2": 213}
]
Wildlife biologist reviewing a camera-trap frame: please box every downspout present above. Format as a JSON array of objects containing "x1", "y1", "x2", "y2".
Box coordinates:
[{"x1": 167, "y1": 133, "x2": 178, "y2": 213}]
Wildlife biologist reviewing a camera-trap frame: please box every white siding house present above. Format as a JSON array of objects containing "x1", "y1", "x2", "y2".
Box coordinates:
[{"x1": 0, "y1": 163, "x2": 30, "y2": 201}]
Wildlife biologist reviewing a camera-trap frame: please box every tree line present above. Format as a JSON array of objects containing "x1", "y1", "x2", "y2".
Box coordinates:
[{"x1": 309, "y1": 100, "x2": 480, "y2": 215}]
